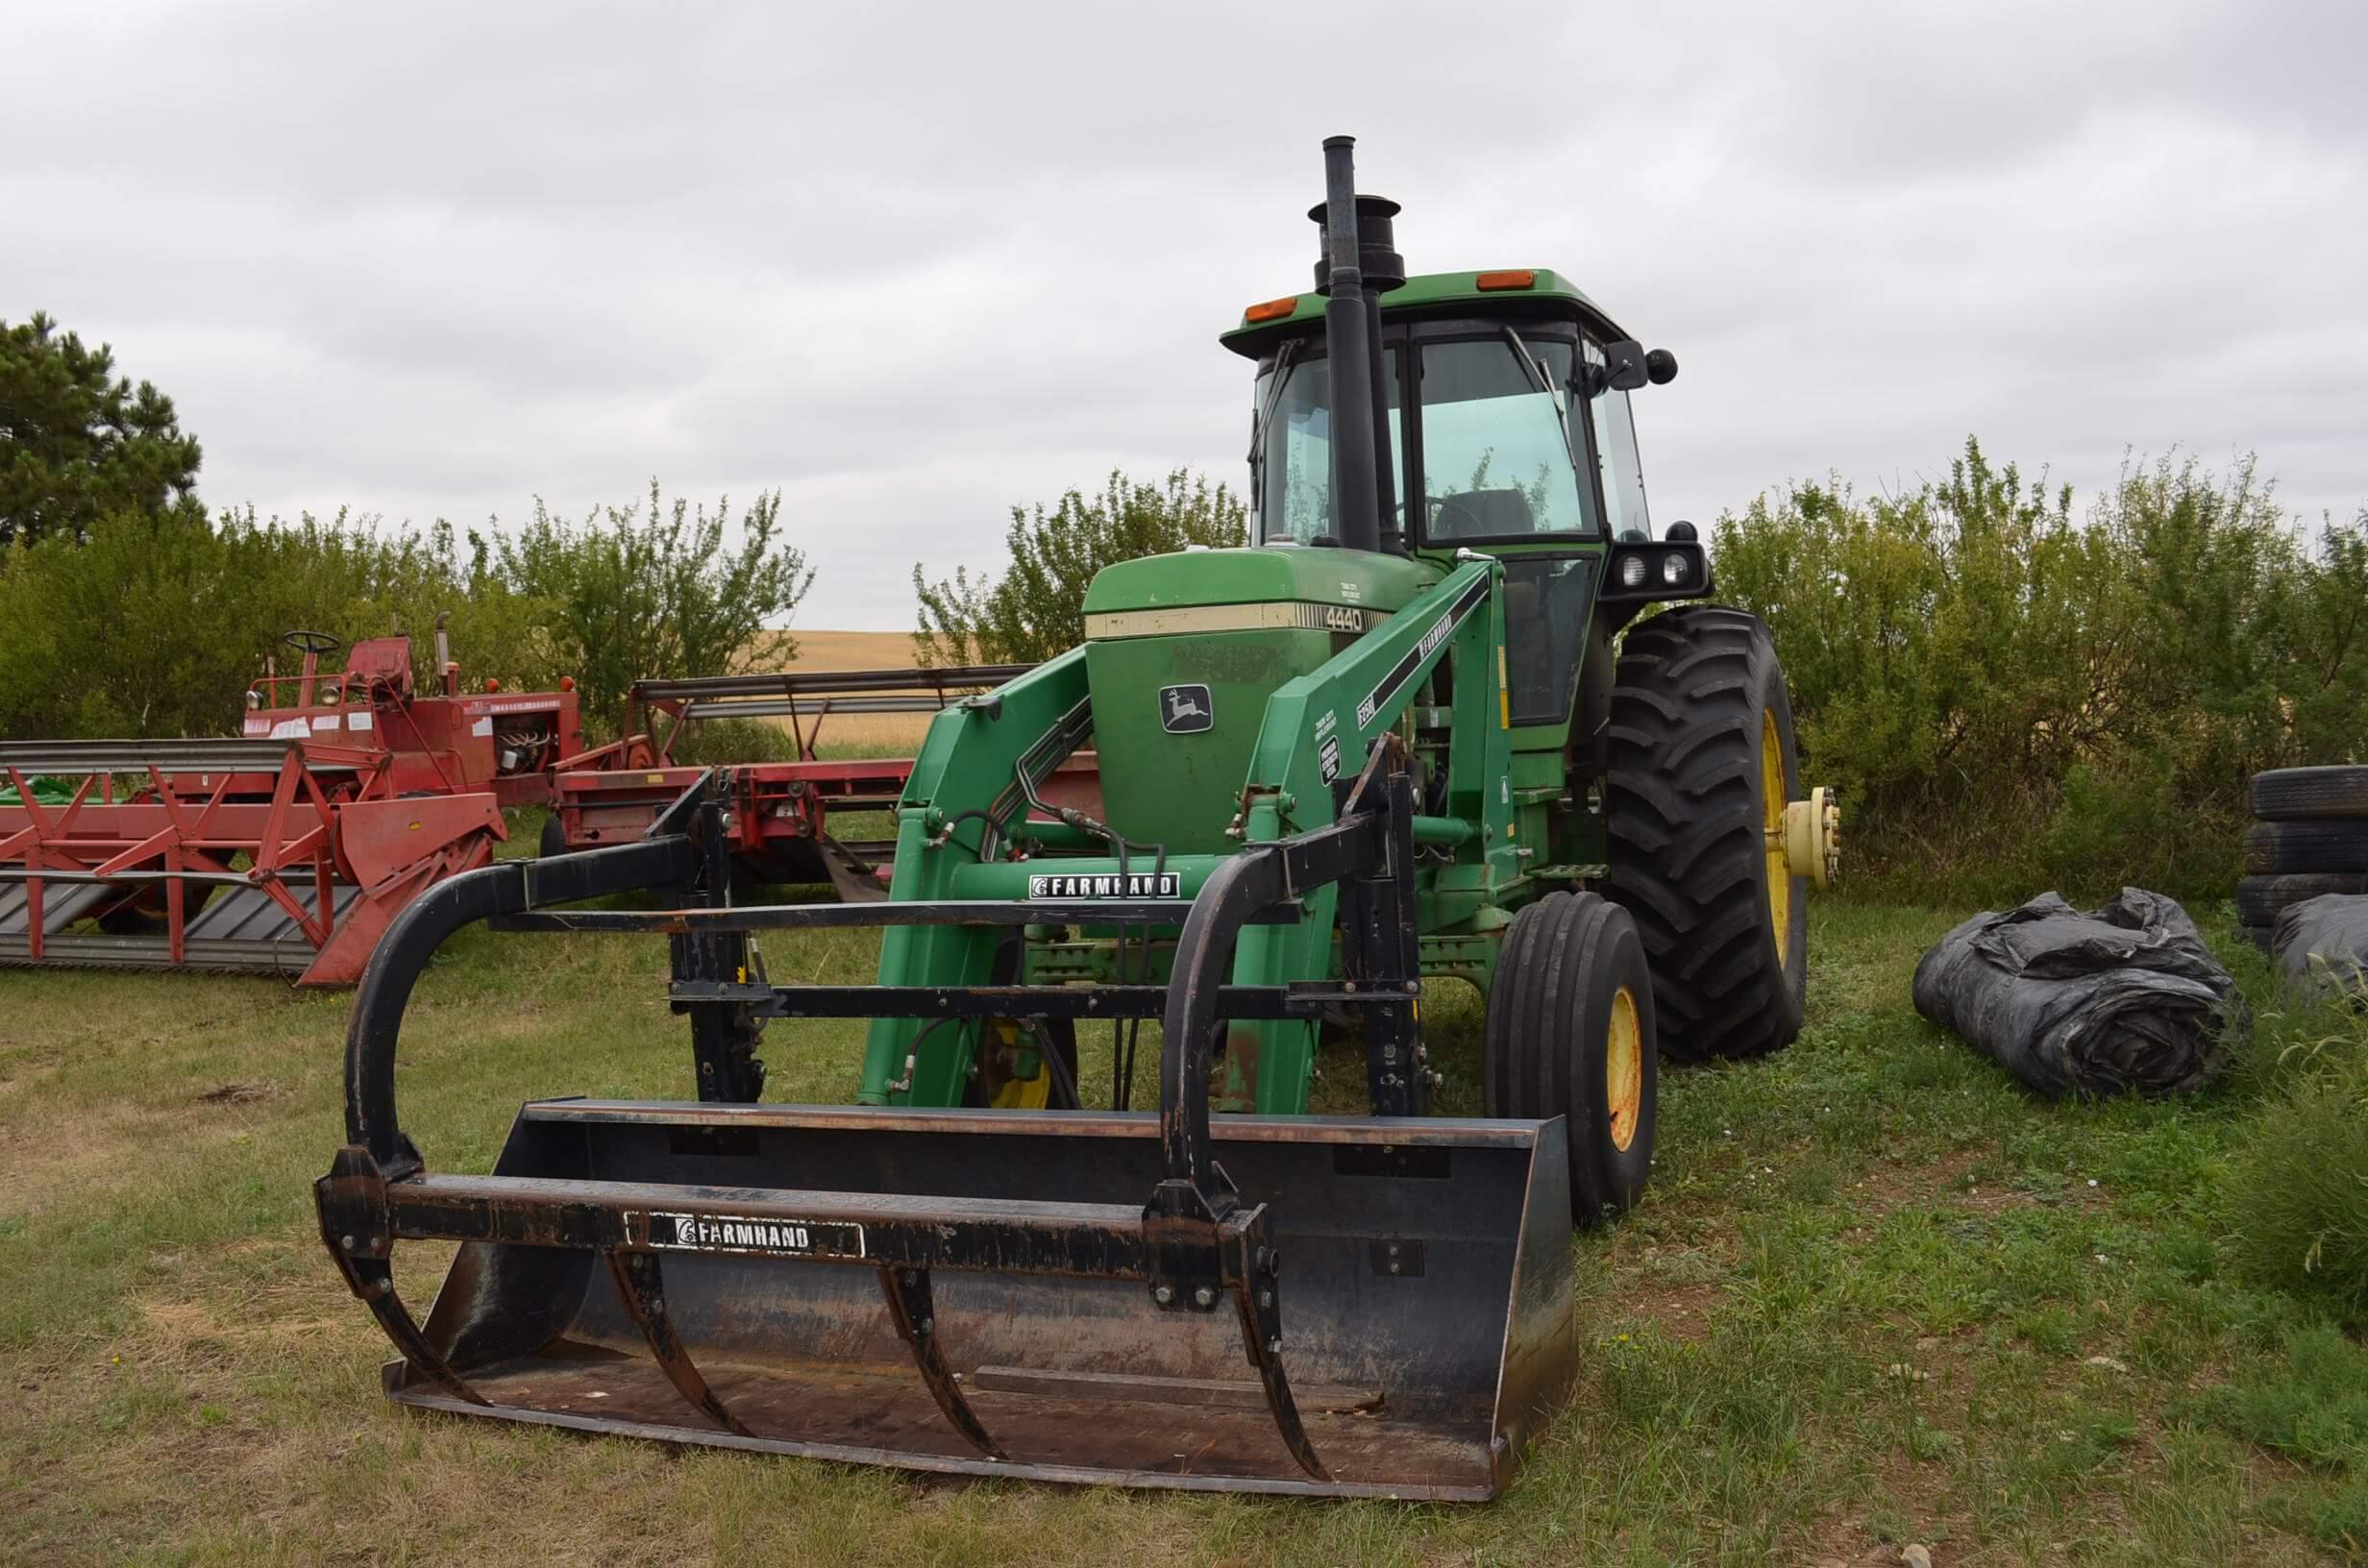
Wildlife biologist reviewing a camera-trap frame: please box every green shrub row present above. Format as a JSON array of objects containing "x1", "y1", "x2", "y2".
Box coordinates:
[
  {"x1": 1713, "y1": 439, "x2": 2368, "y2": 905},
  {"x1": 0, "y1": 484, "x2": 809, "y2": 744}
]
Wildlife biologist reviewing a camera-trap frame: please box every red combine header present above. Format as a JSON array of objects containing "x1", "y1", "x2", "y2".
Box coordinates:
[
  {"x1": 0, "y1": 625, "x2": 640, "y2": 986},
  {"x1": 2, "y1": 625, "x2": 1067, "y2": 982},
  {"x1": 543, "y1": 664, "x2": 1086, "y2": 900}
]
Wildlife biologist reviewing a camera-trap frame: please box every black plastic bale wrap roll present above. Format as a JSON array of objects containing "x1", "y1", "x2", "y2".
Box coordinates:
[
  {"x1": 2275, "y1": 894, "x2": 2368, "y2": 1001},
  {"x1": 1912, "y1": 889, "x2": 2244, "y2": 1098}
]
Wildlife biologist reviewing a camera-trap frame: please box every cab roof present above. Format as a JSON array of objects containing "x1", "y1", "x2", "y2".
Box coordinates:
[{"x1": 1219, "y1": 268, "x2": 1622, "y2": 358}]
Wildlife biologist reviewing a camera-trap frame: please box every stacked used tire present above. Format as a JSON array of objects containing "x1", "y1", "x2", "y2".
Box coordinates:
[{"x1": 2238, "y1": 767, "x2": 2368, "y2": 950}]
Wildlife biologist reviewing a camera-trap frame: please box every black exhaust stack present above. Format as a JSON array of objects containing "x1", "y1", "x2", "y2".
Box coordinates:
[{"x1": 1314, "y1": 136, "x2": 1404, "y2": 555}]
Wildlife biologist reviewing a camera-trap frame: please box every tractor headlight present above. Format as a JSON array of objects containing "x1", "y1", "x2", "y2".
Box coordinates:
[
  {"x1": 1662, "y1": 553, "x2": 1690, "y2": 586},
  {"x1": 1619, "y1": 554, "x2": 1649, "y2": 589}
]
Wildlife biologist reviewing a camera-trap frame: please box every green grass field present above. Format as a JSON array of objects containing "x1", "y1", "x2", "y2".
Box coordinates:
[{"x1": 2, "y1": 834, "x2": 2363, "y2": 1565}]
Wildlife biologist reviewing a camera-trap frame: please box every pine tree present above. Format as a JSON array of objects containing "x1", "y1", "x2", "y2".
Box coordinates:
[{"x1": 0, "y1": 313, "x2": 203, "y2": 546}]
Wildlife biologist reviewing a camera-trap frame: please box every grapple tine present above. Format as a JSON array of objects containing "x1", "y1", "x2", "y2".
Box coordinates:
[
  {"x1": 315, "y1": 1147, "x2": 486, "y2": 1408},
  {"x1": 1224, "y1": 1220, "x2": 1328, "y2": 1482},
  {"x1": 606, "y1": 1249, "x2": 752, "y2": 1437},
  {"x1": 877, "y1": 1262, "x2": 1006, "y2": 1460}
]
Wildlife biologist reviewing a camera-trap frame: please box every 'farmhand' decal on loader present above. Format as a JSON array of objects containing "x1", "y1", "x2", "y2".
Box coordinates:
[
  {"x1": 1027, "y1": 871, "x2": 1182, "y2": 899},
  {"x1": 642, "y1": 1213, "x2": 868, "y2": 1258}
]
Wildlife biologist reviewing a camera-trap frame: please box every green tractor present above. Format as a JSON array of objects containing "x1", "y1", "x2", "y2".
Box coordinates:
[{"x1": 317, "y1": 135, "x2": 1839, "y2": 1500}]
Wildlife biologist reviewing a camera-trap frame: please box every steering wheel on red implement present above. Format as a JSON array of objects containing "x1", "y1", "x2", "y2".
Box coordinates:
[{"x1": 283, "y1": 629, "x2": 343, "y2": 658}]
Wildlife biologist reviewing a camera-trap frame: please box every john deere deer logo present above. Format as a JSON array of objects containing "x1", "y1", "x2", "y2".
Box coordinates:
[{"x1": 1158, "y1": 683, "x2": 1214, "y2": 734}]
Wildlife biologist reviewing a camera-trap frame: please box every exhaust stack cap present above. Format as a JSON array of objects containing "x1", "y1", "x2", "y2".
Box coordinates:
[{"x1": 1310, "y1": 194, "x2": 1406, "y2": 294}]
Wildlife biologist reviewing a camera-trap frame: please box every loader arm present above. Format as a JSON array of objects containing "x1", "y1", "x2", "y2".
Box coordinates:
[
  {"x1": 1209, "y1": 555, "x2": 1512, "y2": 1113},
  {"x1": 860, "y1": 649, "x2": 1091, "y2": 1105}
]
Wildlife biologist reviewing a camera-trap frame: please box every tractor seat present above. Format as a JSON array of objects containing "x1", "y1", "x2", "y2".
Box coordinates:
[{"x1": 1431, "y1": 487, "x2": 1535, "y2": 539}]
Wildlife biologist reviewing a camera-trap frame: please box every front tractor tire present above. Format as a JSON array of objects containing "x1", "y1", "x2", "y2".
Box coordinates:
[
  {"x1": 1604, "y1": 605, "x2": 1809, "y2": 1064},
  {"x1": 1485, "y1": 892, "x2": 1658, "y2": 1222}
]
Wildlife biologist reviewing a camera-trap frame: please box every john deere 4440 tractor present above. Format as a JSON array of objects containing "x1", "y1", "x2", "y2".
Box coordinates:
[{"x1": 317, "y1": 136, "x2": 1840, "y2": 1500}]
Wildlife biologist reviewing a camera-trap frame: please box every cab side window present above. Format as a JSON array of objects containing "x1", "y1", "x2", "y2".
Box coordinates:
[{"x1": 1583, "y1": 338, "x2": 1651, "y2": 541}]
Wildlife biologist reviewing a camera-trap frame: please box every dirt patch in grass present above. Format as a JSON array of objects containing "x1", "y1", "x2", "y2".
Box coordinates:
[
  {"x1": 194, "y1": 1080, "x2": 283, "y2": 1105},
  {"x1": 1629, "y1": 1280, "x2": 1724, "y2": 1343},
  {"x1": 0, "y1": 1101, "x2": 185, "y2": 1217}
]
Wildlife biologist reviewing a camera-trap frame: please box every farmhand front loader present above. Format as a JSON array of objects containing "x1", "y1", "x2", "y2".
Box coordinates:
[{"x1": 317, "y1": 137, "x2": 1841, "y2": 1499}]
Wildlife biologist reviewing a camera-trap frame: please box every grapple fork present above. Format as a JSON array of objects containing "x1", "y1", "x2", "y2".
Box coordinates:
[{"x1": 316, "y1": 767, "x2": 1578, "y2": 1498}]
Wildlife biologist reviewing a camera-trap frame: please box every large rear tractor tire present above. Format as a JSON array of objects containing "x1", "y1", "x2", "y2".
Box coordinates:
[
  {"x1": 1485, "y1": 891, "x2": 1658, "y2": 1222},
  {"x1": 1603, "y1": 605, "x2": 1809, "y2": 1063}
]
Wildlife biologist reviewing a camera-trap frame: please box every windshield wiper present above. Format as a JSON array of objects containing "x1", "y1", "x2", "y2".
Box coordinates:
[
  {"x1": 1500, "y1": 327, "x2": 1584, "y2": 474},
  {"x1": 1246, "y1": 338, "x2": 1302, "y2": 473}
]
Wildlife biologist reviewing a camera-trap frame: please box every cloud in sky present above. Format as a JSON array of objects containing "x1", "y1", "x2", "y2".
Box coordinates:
[{"x1": 8, "y1": 0, "x2": 2362, "y2": 628}]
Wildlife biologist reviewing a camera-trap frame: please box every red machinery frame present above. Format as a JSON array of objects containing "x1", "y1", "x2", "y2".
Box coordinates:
[
  {"x1": 0, "y1": 738, "x2": 502, "y2": 985},
  {"x1": 545, "y1": 665, "x2": 1099, "y2": 899},
  {"x1": 0, "y1": 624, "x2": 625, "y2": 986},
  {"x1": 236, "y1": 623, "x2": 654, "y2": 808}
]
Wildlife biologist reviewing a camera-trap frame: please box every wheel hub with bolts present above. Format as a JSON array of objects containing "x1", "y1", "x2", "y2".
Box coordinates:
[{"x1": 1778, "y1": 787, "x2": 1843, "y2": 892}]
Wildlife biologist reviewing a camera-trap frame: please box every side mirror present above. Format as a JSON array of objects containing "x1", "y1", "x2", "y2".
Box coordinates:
[
  {"x1": 1602, "y1": 338, "x2": 1649, "y2": 391},
  {"x1": 1645, "y1": 348, "x2": 1678, "y2": 385}
]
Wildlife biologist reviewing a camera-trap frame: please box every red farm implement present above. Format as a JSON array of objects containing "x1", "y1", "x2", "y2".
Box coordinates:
[
  {"x1": 234, "y1": 622, "x2": 649, "y2": 808},
  {"x1": 0, "y1": 625, "x2": 633, "y2": 986},
  {"x1": 543, "y1": 664, "x2": 1099, "y2": 899}
]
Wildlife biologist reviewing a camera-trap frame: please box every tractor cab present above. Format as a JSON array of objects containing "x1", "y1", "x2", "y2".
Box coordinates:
[
  {"x1": 1081, "y1": 207, "x2": 1708, "y2": 858},
  {"x1": 241, "y1": 629, "x2": 406, "y2": 745},
  {"x1": 1220, "y1": 256, "x2": 1704, "y2": 746}
]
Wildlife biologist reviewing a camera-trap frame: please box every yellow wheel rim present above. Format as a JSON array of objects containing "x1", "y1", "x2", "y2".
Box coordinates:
[
  {"x1": 1606, "y1": 986, "x2": 1642, "y2": 1153},
  {"x1": 983, "y1": 1022, "x2": 1051, "y2": 1110},
  {"x1": 1762, "y1": 710, "x2": 1789, "y2": 970},
  {"x1": 989, "y1": 1067, "x2": 1050, "y2": 1111}
]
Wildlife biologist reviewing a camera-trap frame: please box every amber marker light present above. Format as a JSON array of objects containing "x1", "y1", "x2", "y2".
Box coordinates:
[
  {"x1": 1475, "y1": 269, "x2": 1536, "y2": 290},
  {"x1": 1243, "y1": 296, "x2": 1300, "y2": 323}
]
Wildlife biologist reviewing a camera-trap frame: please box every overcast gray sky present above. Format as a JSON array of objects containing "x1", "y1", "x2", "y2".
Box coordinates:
[{"x1": 9, "y1": 0, "x2": 2363, "y2": 629}]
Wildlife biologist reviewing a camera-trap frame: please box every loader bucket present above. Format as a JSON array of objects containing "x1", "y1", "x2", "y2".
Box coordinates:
[
  {"x1": 327, "y1": 1102, "x2": 1575, "y2": 1499},
  {"x1": 319, "y1": 768, "x2": 1581, "y2": 1498}
]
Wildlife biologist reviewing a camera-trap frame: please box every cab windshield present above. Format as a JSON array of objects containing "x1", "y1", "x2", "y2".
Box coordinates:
[
  {"x1": 1251, "y1": 331, "x2": 1595, "y2": 547},
  {"x1": 1252, "y1": 349, "x2": 1403, "y2": 545},
  {"x1": 1418, "y1": 334, "x2": 1593, "y2": 541}
]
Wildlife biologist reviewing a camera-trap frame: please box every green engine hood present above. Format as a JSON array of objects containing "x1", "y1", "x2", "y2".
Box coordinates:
[
  {"x1": 1081, "y1": 547, "x2": 1439, "y2": 852},
  {"x1": 1085, "y1": 546, "x2": 1434, "y2": 623}
]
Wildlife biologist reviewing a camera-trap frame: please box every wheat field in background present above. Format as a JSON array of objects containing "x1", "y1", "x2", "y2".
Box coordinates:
[{"x1": 738, "y1": 627, "x2": 950, "y2": 753}]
